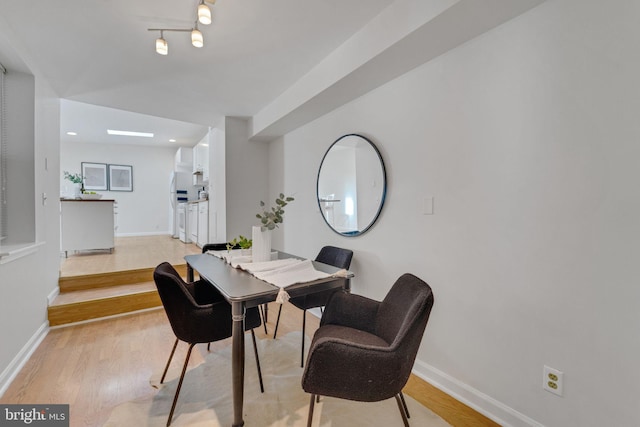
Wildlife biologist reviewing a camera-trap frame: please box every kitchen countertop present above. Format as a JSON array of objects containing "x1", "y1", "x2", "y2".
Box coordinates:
[{"x1": 60, "y1": 198, "x2": 116, "y2": 202}]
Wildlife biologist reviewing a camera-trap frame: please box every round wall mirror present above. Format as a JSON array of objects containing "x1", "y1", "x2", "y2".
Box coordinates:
[{"x1": 317, "y1": 134, "x2": 386, "y2": 236}]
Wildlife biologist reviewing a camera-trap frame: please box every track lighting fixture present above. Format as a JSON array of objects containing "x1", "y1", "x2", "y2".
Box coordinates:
[{"x1": 147, "y1": 0, "x2": 216, "y2": 55}]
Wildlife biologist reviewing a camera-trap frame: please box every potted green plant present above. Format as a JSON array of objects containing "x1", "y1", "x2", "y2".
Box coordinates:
[
  {"x1": 256, "y1": 193, "x2": 295, "y2": 231},
  {"x1": 64, "y1": 171, "x2": 84, "y2": 198},
  {"x1": 227, "y1": 235, "x2": 252, "y2": 255},
  {"x1": 252, "y1": 193, "x2": 294, "y2": 262}
]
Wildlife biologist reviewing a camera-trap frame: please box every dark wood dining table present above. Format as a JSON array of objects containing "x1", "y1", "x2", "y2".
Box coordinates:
[{"x1": 184, "y1": 251, "x2": 353, "y2": 427}]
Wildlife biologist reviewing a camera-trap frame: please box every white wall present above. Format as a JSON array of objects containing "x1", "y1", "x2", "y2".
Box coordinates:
[
  {"x1": 207, "y1": 127, "x2": 227, "y2": 243},
  {"x1": 270, "y1": 1, "x2": 640, "y2": 426},
  {"x1": 0, "y1": 75, "x2": 60, "y2": 395},
  {"x1": 225, "y1": 117, "x2": 269, "y2": 240},
  {"x1": 60, "y1": 142, "x2": 176, "y2": 236}
]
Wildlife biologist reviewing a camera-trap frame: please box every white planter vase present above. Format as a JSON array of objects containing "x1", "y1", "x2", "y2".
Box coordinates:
[
  {"x1": 252, "y1": 226, "x2": 272, "y2": 262},
  {"x1": 73, "y1": 183, "x2": 82, "y2": 199}
]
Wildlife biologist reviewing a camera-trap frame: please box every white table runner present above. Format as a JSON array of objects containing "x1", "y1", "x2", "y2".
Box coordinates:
[{"x1": 206, "y1": 250, "x2": 348, "y2": 302}]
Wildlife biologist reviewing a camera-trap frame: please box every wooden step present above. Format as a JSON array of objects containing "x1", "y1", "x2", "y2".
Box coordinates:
[
  {"x1": 58, "y1": 263, "x2": 189, "y2": 292},
  {"x1": 48, "y1": 281, "x2": 162, "y2": 326}
]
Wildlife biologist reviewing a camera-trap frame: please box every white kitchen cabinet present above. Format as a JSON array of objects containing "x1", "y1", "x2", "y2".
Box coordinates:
[
  {"x1": 197, "y1": 201, "x2": 208, "y2": 248},
  {"x1": 188, "y1": 202, "x2": 198, "y2": 244},
  {"x1": 192, "y1": 139, "x2": 209, "y2": 185},
  {"x1": 175, "y1": 147, "x2": 193, "y2": 170},
  {"x1": 201, "y1": 144, "x2": 209, "y2": 183},
  {"x1": 61, "y1": 200, "x2": 115, "y2": 256}
]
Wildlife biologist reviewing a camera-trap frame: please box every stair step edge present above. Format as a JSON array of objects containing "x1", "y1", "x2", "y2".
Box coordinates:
[
  {"x1": 48, "y1": 291, "x2": 163, "y2": 327},
  {"x1": 58, "y1": 264, "x2": 189, "y2": 292},
  {"x1": 50, "y1": 287, "x2": 159, "y2": 308}
]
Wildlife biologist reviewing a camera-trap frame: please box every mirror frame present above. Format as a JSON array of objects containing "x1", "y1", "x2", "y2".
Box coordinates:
[{"x1": 316, "y1": 133, "x2": 387, "y2": 237}]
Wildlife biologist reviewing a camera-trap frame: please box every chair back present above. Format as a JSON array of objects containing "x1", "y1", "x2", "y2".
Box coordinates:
[
  {"x1": 153, "y1": 262, "x2": 232, "y2": 344},
  {"x1": 315, "y1": 246, "x2": 353, "y2": 270},
  {"x1": 375, "y1": 273, "x2": 434, "y2": 381},
  {"x1": 202, "y1": 242, "x2": 238, "y2": 253}
]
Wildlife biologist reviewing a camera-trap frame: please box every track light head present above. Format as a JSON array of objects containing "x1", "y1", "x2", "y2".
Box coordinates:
[
  {"x1": 198, "y1": 1, "x2": 212, "y2": 25},
  {"x1": 191, "y1": 27, "x2": 204, "y2": 48},
  {"x1": 155, "y1": 31, "x2": 168, "y2": 55}
]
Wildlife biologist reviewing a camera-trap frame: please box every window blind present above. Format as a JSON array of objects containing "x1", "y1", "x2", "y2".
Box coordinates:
[{"x1": 0, "y1": 62, "x2": 7, "y2": 240}]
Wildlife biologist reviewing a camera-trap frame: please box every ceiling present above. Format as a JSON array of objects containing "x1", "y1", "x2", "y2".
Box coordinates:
[{"x1": 0, "y1": 0, "x2": 390, "y2": 147}]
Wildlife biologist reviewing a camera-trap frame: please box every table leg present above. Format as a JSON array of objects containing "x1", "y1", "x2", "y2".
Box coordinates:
[
  {"x1": 231, "y1": 302, "x2": 245, "y2": 427},
  {"x1": 187, "y1": 264, "x2": 194, "y2": 282}
]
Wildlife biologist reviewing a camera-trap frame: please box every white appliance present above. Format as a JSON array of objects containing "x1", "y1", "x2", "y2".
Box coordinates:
[
  {"x1": 177, "y1": 202, "x2": 188, "y2": 242},
  {"x1": 197, "y1": 201, "x2": 209, "y2": 247},
  {"x1": 188, "y1": 202, "x2": 198, "y2": 244},
  {"x1": 170, "y1": 170, "x2": 197, "y2": 239}
]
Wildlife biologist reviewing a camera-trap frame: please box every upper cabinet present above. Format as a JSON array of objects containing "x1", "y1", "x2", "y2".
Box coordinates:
[
  {"x1": 175, "y1": 147, "x2": 193, "y2": 173},
  {"x1": 193, "y1": 138, "x2": 209, "y2": 185}
]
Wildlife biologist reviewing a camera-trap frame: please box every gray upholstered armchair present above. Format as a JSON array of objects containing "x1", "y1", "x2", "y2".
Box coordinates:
[{"x1": 301, "y1": 273, "x2": 434, "y2": 427}]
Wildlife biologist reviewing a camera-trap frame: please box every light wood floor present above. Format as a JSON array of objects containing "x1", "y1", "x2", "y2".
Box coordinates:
[
  {"x1": 4, "y1": 236, "x2": 498, "y2": 427},
  {"x1": 59, "y1": 235, "x2": 201, "y2": 277},
  {"x1": 1, "y1": 305, "x2": 306, "y2": 427}
]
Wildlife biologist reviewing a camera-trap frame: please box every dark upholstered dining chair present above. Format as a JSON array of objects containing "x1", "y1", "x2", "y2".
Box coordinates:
[
  {"x1": 201, "y1": 242, "x2": 239, "y2": 252},
  {"x1": 153, "y1": 262, "x2": 264, "y2": 426},
  {"x1": 272, "y1": 245, "x2": 353, "y2": 367},
  {"x1": 301, "y1": 273, "x2": 434, "y2": 427}
]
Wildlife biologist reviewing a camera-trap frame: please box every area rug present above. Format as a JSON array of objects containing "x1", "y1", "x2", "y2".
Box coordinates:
[{"x1": 104, "y1": 332, "x2": 450, "y2": 426}]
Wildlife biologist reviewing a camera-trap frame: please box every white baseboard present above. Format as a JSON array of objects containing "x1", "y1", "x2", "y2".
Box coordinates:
[
  {"x1": 115, "y1": 232, "x2": 172, "y2": 237},
  {"x1": 412, "y1": 360, "x2": 544, "y2": 427},
  {"x1": 47, "y1": 286, "x2": 60, "y2": 305},
  {"x1": 0, "y1": 321, "x2": 49, "y2": 398},
  {"x1": 308, "y1": 308, "x2": 322, "y2": 319}
]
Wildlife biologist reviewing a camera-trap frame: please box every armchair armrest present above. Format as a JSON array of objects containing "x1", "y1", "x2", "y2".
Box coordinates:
[{"x1": 321, "y1": 291, "x2": 380, "y2": 335}]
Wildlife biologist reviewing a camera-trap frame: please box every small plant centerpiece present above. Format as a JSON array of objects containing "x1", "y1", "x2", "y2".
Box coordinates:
[
  {"x1": 227, "y1": 235, "x2": 252, "y2": 254},
  {"x1": 252, "y1": 193, "x2": 294, "y2": 262},
  {"x1": 64, "y1": 171, "x2": 84, "y2": 197},
  {"x1": 237, "y1": 235, "x2": 252, "y2": 250}
]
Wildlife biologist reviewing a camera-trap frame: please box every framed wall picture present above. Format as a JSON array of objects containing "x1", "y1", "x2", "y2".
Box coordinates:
[
  {"x1": 108, "y1": 164, "x2": 133, "y2": 191},
  {"x1": 81, "y1": 162, "x2": 108, "y2": 191}
]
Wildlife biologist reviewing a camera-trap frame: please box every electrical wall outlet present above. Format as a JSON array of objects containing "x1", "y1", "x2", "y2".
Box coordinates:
[{"x1": 543, "y1": 365, "x2": 563, "y2": 396}]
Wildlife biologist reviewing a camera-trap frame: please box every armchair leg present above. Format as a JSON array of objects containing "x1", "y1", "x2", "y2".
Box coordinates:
[
  {"x1": 307, "y1": 394, "x2": 316, "y2": 427},
  {"x1": 399, "y1": 391, "x2": 410, "y2": 418},
  {"x1": 251, "y1": 329, "x2": 264, "y2": 393},
  {"x1": 161, "y1": 338, "x2": 179, "y2": 384},
  {"x1": 394, "y1": 393, "x2": 410, "y2": 427},
  {"x1": 273, "y1": 304, "x2": 283, "y2": 339},
  {"x1": 167, "y1": 343, "x2": 195, "y2": 426}
]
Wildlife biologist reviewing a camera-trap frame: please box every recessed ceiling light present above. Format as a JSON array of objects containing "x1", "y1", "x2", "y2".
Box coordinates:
[
  {"x1": 107, "y1": 129, "x2": 154, "y2": 138},
  {"x1": 169, "y1": 139, "x2": 176, "y2": 142},
  {"x1": 66, "y1": 131, "x2": 77, "y2": 136}
]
